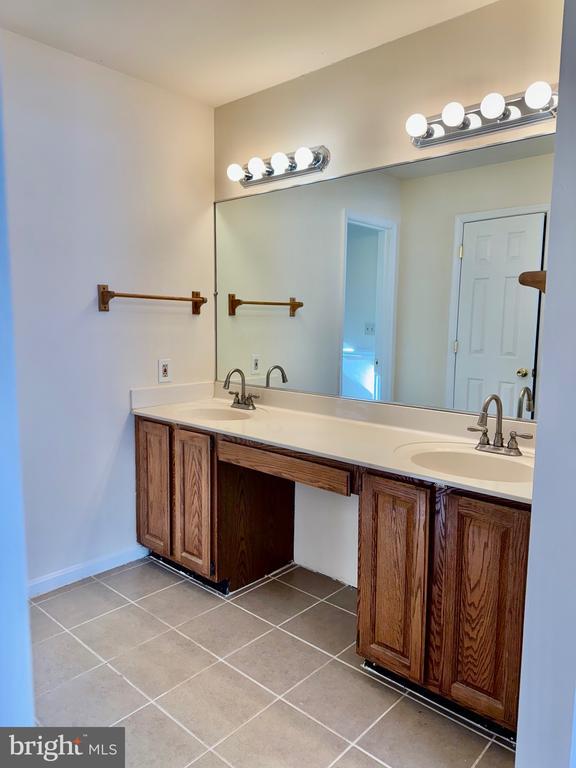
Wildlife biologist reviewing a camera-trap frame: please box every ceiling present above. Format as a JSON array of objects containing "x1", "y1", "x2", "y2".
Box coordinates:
[{"x1": 0, "y1": 0, "x2": 498, "y2": 106}]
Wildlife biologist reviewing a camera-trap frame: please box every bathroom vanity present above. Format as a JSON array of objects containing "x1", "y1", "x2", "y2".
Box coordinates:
[{"x1": 132, "y1": 400, "x2": 531, "y2": 731}]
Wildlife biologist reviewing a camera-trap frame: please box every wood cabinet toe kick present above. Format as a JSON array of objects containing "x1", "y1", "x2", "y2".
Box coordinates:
[{"x1": 134, "y1": 415, "x2": 530, "y2": 731}]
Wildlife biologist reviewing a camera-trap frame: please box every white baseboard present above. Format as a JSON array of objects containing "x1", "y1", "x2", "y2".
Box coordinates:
[{"x1": 28, "y1": 544, "x2": 150, "y2": 598}]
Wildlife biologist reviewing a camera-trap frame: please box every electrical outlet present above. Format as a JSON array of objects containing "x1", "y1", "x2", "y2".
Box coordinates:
[
  {"x1": 251, "y1": 354, "x2": 262, "y2": 375},
  {"x1": 364, "y1": 322, "x2": 375, "y2": 336},
  {"x1": 158, "y1": 358, "x2": 172, "y2": 383}
]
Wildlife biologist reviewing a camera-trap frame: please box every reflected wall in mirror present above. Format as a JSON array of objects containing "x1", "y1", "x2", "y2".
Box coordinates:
[{"x1": 216, "y1": 135, "x2": 554, "y2": 420}]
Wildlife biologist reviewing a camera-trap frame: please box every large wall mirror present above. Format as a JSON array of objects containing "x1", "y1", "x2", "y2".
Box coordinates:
[{"x1": 216, "y1": 135, "x2": 554, "y2": 420}]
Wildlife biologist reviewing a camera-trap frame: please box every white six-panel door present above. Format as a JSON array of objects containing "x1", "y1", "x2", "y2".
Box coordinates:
[{"x1": 453, "y1": 212, "x2": 545, "y2": 417}]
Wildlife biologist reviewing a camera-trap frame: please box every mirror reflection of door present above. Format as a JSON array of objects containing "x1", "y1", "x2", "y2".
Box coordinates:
[
  {"x1": 451, "y1": 211, "x2": 546, "y2": 419},
  {"x1": 340, "y1": 216, "x2": 397, "y2": 401}
]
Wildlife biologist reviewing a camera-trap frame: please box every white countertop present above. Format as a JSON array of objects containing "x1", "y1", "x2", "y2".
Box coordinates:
[{"x1": 132, "y1": 397, "x2": 533, "y2": 504}]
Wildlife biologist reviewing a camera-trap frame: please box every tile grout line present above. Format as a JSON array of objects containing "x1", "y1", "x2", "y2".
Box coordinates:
[
  {"x1": 31, "y1": 559, "x2": 150, "y2": 605},
  {"x1": 362, "y1": 662, "x2": 503, "y2": 743},
  {"x1": 325, "y1": 693, "x2": 408, "y2": 768},
  {"x1": 402, "y1": 688, "x2": 498, "y2": 742},
  {"x1": 270, "y1": 573, "x2": 357, "y2": 617},
  {"x1": 470, "y1": 737, "x2": 496, "y2": 768}
]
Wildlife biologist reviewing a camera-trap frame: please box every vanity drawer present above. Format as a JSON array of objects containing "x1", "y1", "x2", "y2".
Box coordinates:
[{"x1": 216, "y1": 440, "x2": 351, "y2": 496}]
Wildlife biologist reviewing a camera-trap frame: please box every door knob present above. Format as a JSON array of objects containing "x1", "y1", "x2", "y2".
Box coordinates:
[{"x1": 516, "y1": 368, "x2": 529, "y2": 378}]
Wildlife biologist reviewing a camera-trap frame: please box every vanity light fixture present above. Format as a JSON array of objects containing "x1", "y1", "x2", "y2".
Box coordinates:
[
  {"x1": 406, "y1": 81, "x2": 558, "y2": 147},
  {"x1": 226, "y1": 145, "x2": 330, "y2": 187}
]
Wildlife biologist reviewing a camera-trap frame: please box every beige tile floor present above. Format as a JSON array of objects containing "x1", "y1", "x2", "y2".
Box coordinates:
[{"x1": 30, "y1": 558, "x2": 516, "y2": 768}]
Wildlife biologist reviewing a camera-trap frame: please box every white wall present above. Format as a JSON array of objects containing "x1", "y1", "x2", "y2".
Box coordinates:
[
  {"x1": 0, "y1": 75, "x2": 34, "y2": 726},
  {"x1": 294, "y1": 486, "x2": 358, "y2": 587},
  {"x1": 516, "y1": 0, "x2": 576, "y2": 763},
  {"x1": 0, "y1": 30, "x2": 214, "y2": 591}
]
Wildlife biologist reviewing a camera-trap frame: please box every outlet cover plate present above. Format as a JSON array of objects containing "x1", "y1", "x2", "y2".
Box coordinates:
[{"x1": 158, "y1": 359, "x2": 172, "y2": 383}]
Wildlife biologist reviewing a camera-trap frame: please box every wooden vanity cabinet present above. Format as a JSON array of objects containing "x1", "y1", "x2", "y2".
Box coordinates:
[
  {"x1": 135, "y1": 417, "x2": 295, "y2": 591},
  {"x1": 136, "y1": 419, "x2": 213, "y2": 574},
  {"x1": 358, "y1": 474, "x2": 530, "y2": 730},
  {"x1": 358, "y1": 475, "x2": 430, "y2": 683},
  {"x1": 437, "y1": 494, "x2": 530, "y2": 728},
  {"x1": 171, "y1": 428, "x2": 212, "y2": 577},
  {"x1": 136, "y1": 419, "x2": 171, "y2": 556}
]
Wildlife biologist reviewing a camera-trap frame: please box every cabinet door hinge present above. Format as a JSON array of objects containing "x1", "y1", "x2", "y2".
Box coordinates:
[
  {"x1": 453, "y1": 339, "x2": 459, "y2": 354},
  {"x1": 459, "y1": 244, "x2": 464, "y2": 260}
]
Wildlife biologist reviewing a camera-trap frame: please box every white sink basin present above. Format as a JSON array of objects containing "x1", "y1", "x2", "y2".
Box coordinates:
[
  {"x1": 177, "y1": 407, "x2": 253, "y2": 422},
  {"x1": 395, "y1": 442, "x2": 533, "y2": 483}
]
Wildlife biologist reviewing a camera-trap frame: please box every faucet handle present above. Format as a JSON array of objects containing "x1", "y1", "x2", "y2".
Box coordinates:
[
  {"x1": 244, "y1": 392, "x2": 259, "y2": 410},
  {"x1": 228, "y1": 390, "x2": 241, "y2": 404},
  {"x1": 467, "y1": 426, "x2": 490, "y2": 445},
  {"x1": 507, "y1": 430, "x2": 533, "y2": 450}
]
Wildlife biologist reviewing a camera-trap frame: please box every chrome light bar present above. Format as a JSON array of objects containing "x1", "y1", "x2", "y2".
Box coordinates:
[
  {"x1": 406, "y1": 82, "x2": 558, "y2": 148},
  {"x1": 227, "y1": 145, "x2": 330, "y2": 187}
]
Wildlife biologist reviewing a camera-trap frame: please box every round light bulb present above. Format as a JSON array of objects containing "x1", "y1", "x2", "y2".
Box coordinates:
[
  {"x1": 525, "y1": 81, "x2": 553, "y2": 110},
  {"x1": 294, "y1": 146, "x2": 314, "y2": 169},
  {"x1": 480, "y1": 92, "x2": 506, "y2": 120},
  {"x1": 430, "y1": 123, "x2": 445, "y2": 138},
  {"x1": 441, "y1": 101, "x2": 466, "y2": 128},
  {"x1": 226, "y1": 163, "x2": 245, "y2": 182},
  {"x1": 466, "y1": 113, "x2": 482, "y2": 129},
  {"x1": 506, "y1": 105, "x2": 522, "y2": 121},
  {"x1": 247, "y1": 156, "x2": 266, "y2": 179},
  {"x1": 405, "y1": 113, "x2": 429, "y2": 139},
  {"x1": 270, "y1": 151, "x2": 290, "y2": 174}
]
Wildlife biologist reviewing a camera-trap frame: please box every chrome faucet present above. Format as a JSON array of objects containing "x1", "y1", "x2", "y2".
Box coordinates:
[
  {"x1": 468, "y1": 392, "x2": 533, "y2": 456},
  {"x1": 478, "y1": 394, "x2": 504, "y2": 447},
  {"x1": 223, "y1": 368, "x2": 259, "y2": 410},
  {"x1": 265, "y1": 365, "x2": 288, "y2": 388},
  {"x1": 516, "y1": 386, "x2": 534, "y2": 419}
]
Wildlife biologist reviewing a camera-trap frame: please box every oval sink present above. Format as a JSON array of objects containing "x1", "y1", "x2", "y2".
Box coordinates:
[
  {"x1": 395, "y1": 442, "x2": 533, "y2": 483},
  {"x1": 179, "y1": 407, "x2": 253, "y2": 421}
]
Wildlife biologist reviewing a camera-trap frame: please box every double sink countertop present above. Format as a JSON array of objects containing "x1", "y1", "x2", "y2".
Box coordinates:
[{"x1": 132, "y1": 397, "x2": 534, "y2": 504}]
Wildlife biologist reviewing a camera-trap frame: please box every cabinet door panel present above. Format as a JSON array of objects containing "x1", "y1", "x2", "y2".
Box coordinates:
[
  {"x1": 136, "y1": 419, "x2": 170, "y2": 555},
  {"x1": 441, "y1": 495, "x2": 529, "y2": 728},
  {"x1": 358, "y1": 475, "x2": 429, "y2": 682},
  {"x1": 173, "y1": 429, "x2": 212, "y2": 577}
]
